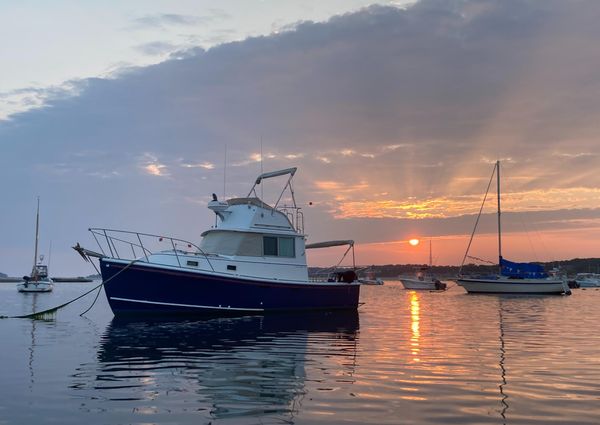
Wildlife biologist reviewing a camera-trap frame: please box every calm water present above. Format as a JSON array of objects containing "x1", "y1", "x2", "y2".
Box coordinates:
[{"x1": 0, "y1": 281, "x2": 599, "y2": 425}]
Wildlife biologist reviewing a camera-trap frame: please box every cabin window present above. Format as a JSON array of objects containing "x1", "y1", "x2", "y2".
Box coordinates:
[
  {"x1": 200, "y1": 231, "x2": 262, "y2": 256},
  {"x1": 278, "y1": 237, "x2": 295, "y2": 257},
  {"x1": 263, "y1": 236, "x2": 278, "y2": 256},
  {"x1": 262, "y1": 236, "x2": 295, "y2": 258},
  {"x1": 186, "y1": 260, "x2": 199, "y2": 267}
]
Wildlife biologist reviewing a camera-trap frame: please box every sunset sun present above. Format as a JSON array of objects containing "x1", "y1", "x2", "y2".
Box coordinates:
[{"x1": 409, "y1": 238, "x2": 420, "y2": 246}]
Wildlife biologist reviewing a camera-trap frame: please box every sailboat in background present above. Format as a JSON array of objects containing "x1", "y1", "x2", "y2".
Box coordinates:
[
  {"x1": 17, "y1": 197, "x2": 54, "y2": 293},
  {"x1": 400, "y1": 240, "x2": 446, "y2": 290},
  {"x1": 456, "y1": 161, "x2": 570, "y2": 295}
]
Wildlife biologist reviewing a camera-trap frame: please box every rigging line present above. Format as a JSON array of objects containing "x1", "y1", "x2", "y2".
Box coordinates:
[
  {"x1": 459, "y1": 163, "x2": 497, "y2": 275},
  {"x1": 530, "y1": 220, "x2": 554, "y2": 261},
  {"x1": 0, "y1": 257, "x2": 139, "y2": 320},
  {"x1": 467, "y1": 255, "x2": 496, "y2": 265},
  {"x1": 501, "y1": 164, "x2": 539, "y2": 262}
]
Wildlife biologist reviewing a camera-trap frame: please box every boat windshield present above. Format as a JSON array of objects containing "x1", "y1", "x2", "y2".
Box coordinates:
[
  {"x1": 200, "y1": 231, "x2": 262, "y2": 256},
  {"x1": 200, "y1": 230, "x2": 297, "y2": 258},
  {"x1": 33, "y1": 265, "x2": 48, "y2": 278}
]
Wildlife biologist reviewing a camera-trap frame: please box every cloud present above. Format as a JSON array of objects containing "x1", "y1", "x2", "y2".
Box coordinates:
[
  {"x1": 131, "y1": 13, "x2": 222, "y2": 29},
  {"x1": 135, "y1": 41, "x2": 178, "y2": 56},
  {"x1": 180, "y1": 161, "x2": 215, "y2": 170},
  {"x1": 140, "y1": 153, "x2": 169, "y2": 177},
  {"x1": 2, "y1": 0, "x2": 600, "y2": 273},
  {"x1": 0, "y1": 81, "x2": 85, "y2": 120}
]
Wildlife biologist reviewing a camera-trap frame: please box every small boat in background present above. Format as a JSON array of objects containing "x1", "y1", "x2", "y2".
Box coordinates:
[
  {"x1": 400, "y1": 268, "x2": 446, "y2": 290},
  {"x1": 17, "y1": 197, "x2": 54, "y2": 293},
  {"x1": 400, "y1": 240, "x2": 446, "y2": 290},
  {"x1": 358, "y1": 268, "x2": 384, "y2": 285},
  {"x1": 574, "y1": 273, "x2": 600, "y2": 288}
]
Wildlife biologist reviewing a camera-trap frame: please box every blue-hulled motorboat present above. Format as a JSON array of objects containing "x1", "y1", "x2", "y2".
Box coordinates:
[{"x1": 77, "y1": 167, "x2": 360, "y2": 315}]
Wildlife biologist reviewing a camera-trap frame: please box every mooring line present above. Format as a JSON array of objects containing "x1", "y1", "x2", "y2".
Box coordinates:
[{"x1": 0, "y1": 258, "x2": 139, "y2": 320}]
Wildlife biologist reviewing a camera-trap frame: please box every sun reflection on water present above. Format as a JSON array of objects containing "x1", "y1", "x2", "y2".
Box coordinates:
[{"x1": 409, "y1": 291, "x2": 420, "y2": 362}]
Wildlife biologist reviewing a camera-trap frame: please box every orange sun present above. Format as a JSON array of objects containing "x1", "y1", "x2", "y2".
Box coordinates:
[{"x1": 409, "y1": 238, "x2": 420, "y2": 246}]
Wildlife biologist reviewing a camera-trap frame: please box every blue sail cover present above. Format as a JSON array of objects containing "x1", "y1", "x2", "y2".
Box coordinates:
[{"x1": 500, "y1": 258, "x2": 548, "y2": 279}]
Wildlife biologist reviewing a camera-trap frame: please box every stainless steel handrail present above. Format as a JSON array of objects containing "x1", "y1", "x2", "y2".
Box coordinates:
[{"x1": 88, "y1": 228, "x2": 215, "y2": 271}]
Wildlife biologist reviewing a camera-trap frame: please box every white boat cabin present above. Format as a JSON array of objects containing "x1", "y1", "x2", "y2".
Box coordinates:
[{"x1": 140, "y1": 168, "x2": 310, "y2": 282}]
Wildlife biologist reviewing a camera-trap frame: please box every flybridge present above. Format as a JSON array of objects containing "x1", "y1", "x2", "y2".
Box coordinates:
[{"x1": 208, "y1": 167, "x2": 304, "y2": 234}]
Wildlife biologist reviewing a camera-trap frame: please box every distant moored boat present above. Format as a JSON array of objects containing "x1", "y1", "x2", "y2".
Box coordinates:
[
  {"x1": 400, "y1": 240, "x2": 446, "y2": 290},
  {"x1": 17, "y1": 197, "x2": 54, "y2": 293}
]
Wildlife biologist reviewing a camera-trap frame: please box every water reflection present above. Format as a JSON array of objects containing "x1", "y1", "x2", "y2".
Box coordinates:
[
  {"x1": 495, "y1": 296, "x2": 549, "y2": 424},
  {"x1": 498, "y1": 299, "x2": 509, "y2": 424},
  {"x1": 409, "y1": 291, "x2": 420, "y2": 362},
  {"x1": 72, "y1": 311, "x2": 359, "y2": 422},
  {"x1": 24, "y1": 294, "x2": 54, "y2": 389}
]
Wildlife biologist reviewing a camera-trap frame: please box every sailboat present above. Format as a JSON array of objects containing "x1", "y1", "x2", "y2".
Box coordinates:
[
  {"x1": 17, "y1": 197, "x2": 54, "y2": 293},
  {"x1": 456, "y1": 161, "x2": 570, "y2": 295},
  {"x1": 400, "y1": 240, "x2": 446, "y2": 290}
]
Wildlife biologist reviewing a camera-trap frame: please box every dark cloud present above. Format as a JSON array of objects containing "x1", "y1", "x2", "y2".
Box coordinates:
[{"x1": 2, "y1": 0, "x2": 600, "y2": 274}]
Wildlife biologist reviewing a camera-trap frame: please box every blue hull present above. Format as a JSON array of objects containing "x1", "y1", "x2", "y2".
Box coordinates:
[{"x1": 100, "y1": 259, "x2": 360, "y2": 315}]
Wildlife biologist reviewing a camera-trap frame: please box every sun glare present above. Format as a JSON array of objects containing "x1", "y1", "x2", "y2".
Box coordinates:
[{"x1": 409, "y1": 238, "x2": 420, "y2": 246}]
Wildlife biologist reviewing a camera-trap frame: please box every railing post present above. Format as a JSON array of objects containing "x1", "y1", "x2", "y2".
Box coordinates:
[
  {"x1": 137, "y1": 233, "x2": 149, "y2": 262},
  {"x1": 110, "y1": 238, "x2": 120, "y2": 259},
  {"x1": 103, "y1": 229, "x2": 114, "y2": 258},
  {"x1": 171, "y1": 238, "x2": 181, "y2": 267},
  {"x1": 91, "y1": 230, "x2": 106, "y2": 256}
]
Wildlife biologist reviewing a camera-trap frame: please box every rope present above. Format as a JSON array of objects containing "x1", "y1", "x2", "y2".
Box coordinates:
[
  {"x1": 78, "y1": 283, "x2": 104, "y2": 317},
  {"x1": 444, "y1": 282, "x2": 457, "y2": 290},
  {"x1": 0, "y1": 258, "x2": 139, "y2": 320}
]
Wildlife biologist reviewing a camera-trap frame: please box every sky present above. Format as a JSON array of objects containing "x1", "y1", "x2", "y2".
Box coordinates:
[{"x1": 1, "y1": 0, "x2": 600, "y2": 276}]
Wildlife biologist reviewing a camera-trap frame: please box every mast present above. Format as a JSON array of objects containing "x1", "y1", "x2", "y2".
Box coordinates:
[
  {"x1": 32, "y1": 197, "x2": 40, "y2": 279},
  {"x1": 429, "y1": 239, "x2": 432, "y2": 268},
  {"x1": 496, "y1": 161, "x2": 502, "y2": 274}
]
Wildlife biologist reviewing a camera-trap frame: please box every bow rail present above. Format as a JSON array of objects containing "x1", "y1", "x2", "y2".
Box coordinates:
[{"x1": 88, "y1": 227, "x2": 215, "y2": 271}]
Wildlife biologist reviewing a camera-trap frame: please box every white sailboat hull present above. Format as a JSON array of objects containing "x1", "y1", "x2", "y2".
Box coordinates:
[
  {"x1": 17, "y1": 280, "x2": 54, "y2": 293},
  {"x1": 456, "y1": 278, "x2": 569, "y2": 295},
  {"x1": 400, "y1": 278, "x2": 442, "y2": 290}
]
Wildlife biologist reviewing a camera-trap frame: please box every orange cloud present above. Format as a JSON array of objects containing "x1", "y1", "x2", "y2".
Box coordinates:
[{"x1": 324, "y1": 187, "x2": 600, "y2": 219}]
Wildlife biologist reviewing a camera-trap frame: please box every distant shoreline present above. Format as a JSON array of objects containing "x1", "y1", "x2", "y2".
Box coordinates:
[{"x1": 0, "y1": 277, "x2": 94, "y2": 283}]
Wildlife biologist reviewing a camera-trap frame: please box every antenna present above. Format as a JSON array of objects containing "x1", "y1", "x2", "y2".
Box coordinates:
[
  {"x1": 260, "y1": 137, "x2": 264, "y2": 201},
  {"x1": 223, "y1": 144, "x2": 227, "y2": 199},
  {"x1": 32, "y1": 196, "x2": 40, "y2": 274},
  {"x1": 429, "y1": 239, "x2": 432, "y2": 268}
]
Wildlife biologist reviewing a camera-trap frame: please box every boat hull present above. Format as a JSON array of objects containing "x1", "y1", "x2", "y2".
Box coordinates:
[
  {"x1": 17, "y1": 281, "x2": 53, "y2": 293},
  {"x1": 359, "y1": 279, "x2": 384, "y2": 285},
  {"x1": 100, "y1": 258, "x2": 361, "y2": 315},
  {"x1": 400, "y1": 278, "x2": 442, "y2": 290},
  {"x1": 576, "y1": 280, "x2": 600, "y2": 288},
  {"x1": 456, "y1": 278, "x2": 569, "y2": 294}
]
